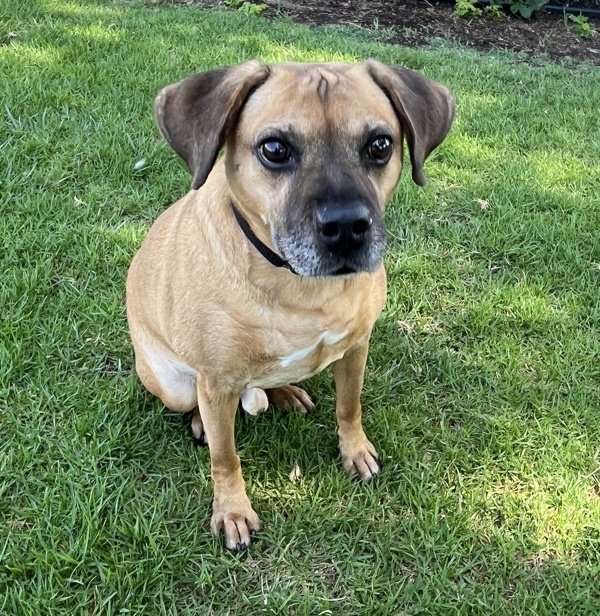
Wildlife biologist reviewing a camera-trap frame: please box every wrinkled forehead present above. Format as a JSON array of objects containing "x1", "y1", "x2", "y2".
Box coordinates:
[{"x1": 236, "y1": 63, "x2": 400, "y2": 141}]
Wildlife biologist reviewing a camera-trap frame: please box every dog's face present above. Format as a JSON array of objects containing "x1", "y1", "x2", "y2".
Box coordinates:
[
  {"x1": 154, "y1": 60, "x2": 454, "y2": 277},
  {"x1": 225, "y1": 64, "x2": 400, "y2": 276}
]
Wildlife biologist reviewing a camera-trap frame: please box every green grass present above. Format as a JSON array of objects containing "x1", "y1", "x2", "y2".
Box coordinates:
[{"x1": 2, "y1": 0, "x2": 600, "y2": 613}]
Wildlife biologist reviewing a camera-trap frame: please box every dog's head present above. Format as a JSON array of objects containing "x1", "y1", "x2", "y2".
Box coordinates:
[{"x1": 154, "y1": 60, "x2": 454, "y2": 277}]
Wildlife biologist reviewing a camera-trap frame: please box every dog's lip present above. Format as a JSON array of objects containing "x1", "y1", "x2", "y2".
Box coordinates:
[{"x1": 331, "y1": 265, "x2": 357, "y2": 276}]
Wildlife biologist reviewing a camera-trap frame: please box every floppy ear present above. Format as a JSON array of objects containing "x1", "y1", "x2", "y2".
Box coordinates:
[
  {"x1": 367, "y1": 60, "x2": 455, "y2": 186},
  {"x1": 154, "y1": 61, "x2": 270, "y2": 190}
]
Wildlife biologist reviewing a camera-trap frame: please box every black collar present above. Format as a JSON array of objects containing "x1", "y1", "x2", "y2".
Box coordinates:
[{"x1": 230, "y1": 202, "x2": 298, "y2": 275}]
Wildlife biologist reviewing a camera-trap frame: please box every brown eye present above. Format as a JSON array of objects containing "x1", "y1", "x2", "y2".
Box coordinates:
[
  {"x1": 258, "y1": 139, "x2": 292, "y2": 167},
  {"x1": 367, "y1": 136, "x2": 393, "y2": 163}
]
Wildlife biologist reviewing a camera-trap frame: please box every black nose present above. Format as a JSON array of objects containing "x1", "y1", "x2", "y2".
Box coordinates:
[{"x1": 315, "y1": 202, "x2": 373, "y2": 254}]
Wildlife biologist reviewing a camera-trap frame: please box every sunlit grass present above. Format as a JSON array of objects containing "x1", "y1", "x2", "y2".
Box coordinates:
[{"x1": 2, "y1": 0, "x2": 600, "y2": 613}]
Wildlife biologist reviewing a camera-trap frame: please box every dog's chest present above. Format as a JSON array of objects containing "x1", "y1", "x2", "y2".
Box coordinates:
[
  {"x1": 247, "y1": 324, "x2": 353, "y2": 389},
  {"x1": 240, "y1": 271, "x2": 385, "y2": 390},
  {"x1": 279, "y1": 329, "x2": 347, "y2": 369}
]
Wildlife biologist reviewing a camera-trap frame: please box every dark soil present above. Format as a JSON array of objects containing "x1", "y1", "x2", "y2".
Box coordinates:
[{"x1": 171, "y1": 0, "x2": 600, "y2": 66}]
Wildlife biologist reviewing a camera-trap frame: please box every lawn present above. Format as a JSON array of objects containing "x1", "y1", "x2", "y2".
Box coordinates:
[{"x1": 1, "y1": 0, "x2": 600, "y2": 613}]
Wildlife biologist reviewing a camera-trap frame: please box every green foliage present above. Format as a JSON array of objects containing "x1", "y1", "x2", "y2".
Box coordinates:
[
  {"x1": 456, "y1": 0, "x2": 546, "y2": 20},
  {"x1": 485, "y1": 3, "x2": 504, "y2": 20},
  {"x1": 506, "y1": 0, "x2": 546, "y2": 19},
  {"x1": 568, "y1": 13, "x2": 596, "y2": 39},
  {"x1": 455, "y1": 0, "x2": 483, "y2": 18},
  {"x1": 225, "y1": 0, "x2": 268, "y2": 16}
]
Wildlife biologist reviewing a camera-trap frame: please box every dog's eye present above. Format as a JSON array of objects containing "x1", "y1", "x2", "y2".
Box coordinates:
[
  {"x1": 258, "y1": 140, "x2": 292, "y2": 168},
  {"x1": 367, "y1": 136, "x2": 393, "y2": 164}
]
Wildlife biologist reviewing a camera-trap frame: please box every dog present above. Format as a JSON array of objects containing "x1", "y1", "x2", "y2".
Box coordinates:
[{"x1": 126, "y1": 60, "x2": 454, "y2": 550}]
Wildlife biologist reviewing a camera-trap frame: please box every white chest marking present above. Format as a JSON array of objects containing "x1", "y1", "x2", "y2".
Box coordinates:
[{"x1": 279, "y1": 330, "x2": 347, "y2": 368}]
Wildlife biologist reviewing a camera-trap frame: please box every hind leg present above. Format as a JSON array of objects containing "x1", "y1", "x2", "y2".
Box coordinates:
[
  {"x1": 266, "y1": 385, "x2": 315, "y2": 414},
  {"x1": 135, "y1": 347, "x2": 206, "y2": 442},
  {"x1": 240, "y1": 388, "x2": 269, "y2": 416},
  {"x1": 133, "y1": 339, "x2": 198, "y2": 410},
  {"x1": 190, "y1": 407, "x2": 207, "y2": 444},
  {"x1": 239, "y1": 385, "x2": 315, "y2": 416}
]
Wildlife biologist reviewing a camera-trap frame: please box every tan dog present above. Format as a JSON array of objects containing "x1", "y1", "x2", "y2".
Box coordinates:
[{"x1": 126, "y1": 60, "x2": 454, "y2": 550}]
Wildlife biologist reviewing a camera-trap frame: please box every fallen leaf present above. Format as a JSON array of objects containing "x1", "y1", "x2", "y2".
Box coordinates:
[{"x1": 289, "y1": 463, "x2": 302, "y2": 483}]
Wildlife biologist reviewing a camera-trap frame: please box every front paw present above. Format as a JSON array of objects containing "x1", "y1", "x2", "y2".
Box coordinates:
[
  {"x1": 339, "y1": 435, "x2": 379, "y2": 481},
  {"x1": 211, "y1": 496, "x2": 262, "y2": 551}
]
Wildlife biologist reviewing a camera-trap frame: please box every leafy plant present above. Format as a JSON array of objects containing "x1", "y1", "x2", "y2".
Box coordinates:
[
  {"x1": 506, "y1": 0, "x2": 546, "y2": 19},
  {"x1": 471, "y1": 0, "x2": 546, "y2": 20},
  {"x1": 485, "y1": 4, "x2": 504, "y2": 20},
  {"x1": 454, "y1": 0, "x2": 482, "y2": 18},
  {"x1": 568, "y1": 13, "x2": 596, "y2": 39},
  {"x1": 454, "y1": 0, "x2": 504, "y2": 21},
  {"x1": 225, "y1": 0, "x2": 267, "y2": 16}
]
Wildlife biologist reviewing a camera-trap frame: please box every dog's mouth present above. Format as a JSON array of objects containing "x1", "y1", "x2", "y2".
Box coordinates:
[
  {"x1": 330, "y1": 265, "x2": 358, "y2": 276},
  {"x1": 274, "y1": 227, "x2": 386, "y2": 278}
]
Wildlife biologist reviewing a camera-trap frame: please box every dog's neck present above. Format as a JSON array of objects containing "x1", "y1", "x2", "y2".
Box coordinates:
[{"x1": 230, "y1": 202, "x2": 298, "y2": 275}]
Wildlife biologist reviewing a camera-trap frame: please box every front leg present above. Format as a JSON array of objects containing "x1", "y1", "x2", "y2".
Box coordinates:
[
  {"x1": 332, "y1": 338, "x2": 379, "y2": 481},
  {"x1": 196, "y1": 376, "x2": 261, "y2": 551}
]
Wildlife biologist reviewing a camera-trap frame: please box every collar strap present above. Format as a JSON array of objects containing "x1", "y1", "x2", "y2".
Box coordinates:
[{"x1": 230, "y1": 202, "x2": 298, "y2": 275}]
